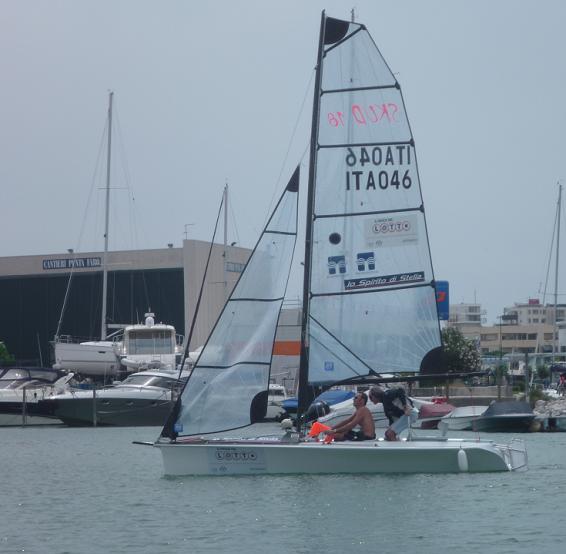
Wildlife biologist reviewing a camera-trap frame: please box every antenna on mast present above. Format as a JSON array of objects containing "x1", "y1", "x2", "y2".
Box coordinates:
[{"x1": 351, "y1": 8, "x2": 356, "y2": 22}]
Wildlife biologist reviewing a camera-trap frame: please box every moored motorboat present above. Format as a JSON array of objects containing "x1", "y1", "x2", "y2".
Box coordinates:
[
  {"x1": 471, "y1": 400, "x2": 535, "y2": 432},
  {"x1": 417, "y1": 401, "x2": 455, "y2": 429},
  {"x1": 439, "y1": 405, "x2": 488, "y2": 431},
  {"x1": 37, "y1": 368, "x2": 189, "y2": 426},
  {"x1": 266, "y1": 384, "x2": 288, "y2": 419},
  {"x1": 0, "y1": 367, "x2": 72, "y2": 426}
]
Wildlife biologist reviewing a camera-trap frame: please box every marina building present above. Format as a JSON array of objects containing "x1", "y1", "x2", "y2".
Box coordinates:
[{"x1": 0, "y1": 240, "x2": 250, "y2": 365}]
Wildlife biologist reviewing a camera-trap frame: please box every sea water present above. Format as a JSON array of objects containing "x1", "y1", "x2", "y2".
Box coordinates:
[{"x1": 1, "y1": 424, "x2": 564, "y2": 554}]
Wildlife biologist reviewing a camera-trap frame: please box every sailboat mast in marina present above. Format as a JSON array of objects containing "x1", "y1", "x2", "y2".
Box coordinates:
[
  {"x1": 154, "y1": 12, "x2": 527, "y2": 475},
  {"x1": 52, "y1": 91, "x2": 122, "y2": 377},
  {"x1": 100, "y1": 91, "x2": 113, "y2": 340}
]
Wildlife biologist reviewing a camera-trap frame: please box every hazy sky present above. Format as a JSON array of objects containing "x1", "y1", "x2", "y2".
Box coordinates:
[{"x1": 2, "y1": 0, "x2": 566, "y2": 324}]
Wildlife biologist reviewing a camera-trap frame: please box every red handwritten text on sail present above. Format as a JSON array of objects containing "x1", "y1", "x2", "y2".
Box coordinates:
[{"x1": 327, "y1": 103, "x2": 399, "y2": 128}]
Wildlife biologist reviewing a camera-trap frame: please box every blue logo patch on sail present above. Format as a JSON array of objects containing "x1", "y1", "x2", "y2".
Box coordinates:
[
  {"x1": 344, "y1": 271, "x2": 425, "y2": 290},
  {"x1": 356, "y1": 251, "x2": 375, "y2": 271},
  {"x1": 174, "y1": 422, "x2": 184, "y2": 433},
  {"x1": 328, "y1": 255, "x2": 346, "y2": 275},
  {"x1": 324, "y1": 361, "x2": 335, "y2": 372}
]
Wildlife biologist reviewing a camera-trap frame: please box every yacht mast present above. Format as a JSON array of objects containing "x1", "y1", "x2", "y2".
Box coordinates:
[
  {"x1": 101, "y1": 91, "x2": 113, "y2": 340},
  {"x1": 223, "y1": 182, "x2": 228, "y2": 300},
  {"x1": 553, "y1": 183, "x2": 562, "y2": 361}
]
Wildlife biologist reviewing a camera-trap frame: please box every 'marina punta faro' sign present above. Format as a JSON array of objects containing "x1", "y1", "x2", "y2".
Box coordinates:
[{"x1": 42, "y1": 257, "x2": 102, "y2": 270}]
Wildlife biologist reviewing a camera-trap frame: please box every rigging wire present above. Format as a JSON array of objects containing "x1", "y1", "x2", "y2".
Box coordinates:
[
  {"x1": 54, "y1": 117, "x2": 108, "y2": 339},
  {"x1": 542, "y1": 184, "x2": 562, "y2": 305},
  {"x1": 262, "y1": 69, "x2": 315, "y2": 228},
  {"x1": 178, "y1": 192, "x2": 226, "y2": 378},
  {"x1": 228, "y1": 196, "x2": 241, "y2": 247},
  {"x1": 113, "y1": 104, "x2": 153, "y2": 318}
]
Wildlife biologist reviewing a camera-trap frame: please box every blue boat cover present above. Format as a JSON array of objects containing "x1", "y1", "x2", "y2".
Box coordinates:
[{"x1": 282, "y1": 390, "x2": 355, "y2": 412}]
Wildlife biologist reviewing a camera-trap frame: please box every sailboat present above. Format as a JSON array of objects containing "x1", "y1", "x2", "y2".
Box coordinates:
[
  {"x1": 153, "y1": 12, "x2": 527, "y2": 475},
  {"x1": 52, "y1": 92, "x2": 122, "y2": 377},
  {"x1": 52, "y1": 93, "x2": 182, "y2": 378}
]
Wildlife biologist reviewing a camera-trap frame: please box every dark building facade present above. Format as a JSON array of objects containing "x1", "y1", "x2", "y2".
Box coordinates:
[
  {"x1": 0, "y1": 268, "x2": 184, "y2": 364},
  {"x1": 0, "y1": 241, "x2": 251, "y2": 366}
]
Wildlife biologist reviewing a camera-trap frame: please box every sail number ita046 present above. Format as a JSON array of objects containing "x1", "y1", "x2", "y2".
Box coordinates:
[{"x1": 345, "y1": 146, "x2": 412, "y2": 191}]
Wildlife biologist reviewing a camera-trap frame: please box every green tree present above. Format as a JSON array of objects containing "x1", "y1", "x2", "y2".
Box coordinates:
[
  {"x1": 0, "y1": 341, "x2": 15, "y2": 363},
  {"x1": 441, "y1": 327, "x2": 481, "y2": 373}
]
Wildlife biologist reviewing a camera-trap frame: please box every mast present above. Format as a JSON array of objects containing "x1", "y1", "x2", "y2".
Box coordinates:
[
  {"x1": 223, "y1": 182, "x2": 228, "y2": 301},
  {"x1": 297, "y1": 11, "x2": 326, "y2": 426},
  {"x1": 553, "y1": 183, "x2": 562, "y2": 362},
  {"x1": 100, "y1": 91, "x2": 113, "y2": 340}
]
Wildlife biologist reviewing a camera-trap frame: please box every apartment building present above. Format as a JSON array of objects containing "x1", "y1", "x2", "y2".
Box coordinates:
[{"x1": 448, "y1": 298, "x2": 564, "y2": 355}]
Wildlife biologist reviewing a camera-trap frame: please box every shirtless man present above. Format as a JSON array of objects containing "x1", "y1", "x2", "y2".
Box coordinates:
[{"x1": 324, "y1": 392, "x2": 376, "y2": 441}]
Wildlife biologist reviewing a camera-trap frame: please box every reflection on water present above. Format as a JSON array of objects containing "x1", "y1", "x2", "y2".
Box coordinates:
[{"x1": 0, "y1": 424, "x2": 564, "y2": 553}]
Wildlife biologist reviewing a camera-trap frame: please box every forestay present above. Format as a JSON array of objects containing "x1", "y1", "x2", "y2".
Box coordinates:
[
  {"x1": 305, "y1": 17, "x2": 441, "y2": 385},
  {"x1": 167, "y1": 168, "x2": 299, "y2": 437}
]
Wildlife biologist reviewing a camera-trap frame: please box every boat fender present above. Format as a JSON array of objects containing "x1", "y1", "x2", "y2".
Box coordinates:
[{"x1": 457, "y1": 448, "x2": 469, "y2": 472}]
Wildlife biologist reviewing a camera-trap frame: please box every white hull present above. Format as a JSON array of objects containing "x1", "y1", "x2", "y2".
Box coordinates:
[
  {"x1": 439, "y1": 406, "x2": 487, "y2": 431},
  {"x1": 156, "y1": 437, "x2": 527, "y2": 476},
  {"x1": 53, "y1": 341, "x2": 121, "y2": 376}
]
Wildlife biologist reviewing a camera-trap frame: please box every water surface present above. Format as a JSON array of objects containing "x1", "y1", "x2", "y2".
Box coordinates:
[{"x1": 1, "y1": 425, "x2": 563, "y2": 553}]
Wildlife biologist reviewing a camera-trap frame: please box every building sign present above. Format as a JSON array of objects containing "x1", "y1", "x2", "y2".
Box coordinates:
[
  {"x1": 436, "y1": 280, "x2": 449, "y2": 320},
  {"x1": 42, "y1": 257, "x2": 102, "y2": 270}
]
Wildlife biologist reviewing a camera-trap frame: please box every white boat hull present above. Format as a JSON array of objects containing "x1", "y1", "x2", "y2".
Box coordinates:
[
  {"x1": 439, "y1": 406, "x2": 487, "y2": 431},
  {"x1": 53, "y1": 341, "x2": 121, "y2": 376},
  {"x1": 156, "y1": 437, "x2": 527, "y2": 476}
]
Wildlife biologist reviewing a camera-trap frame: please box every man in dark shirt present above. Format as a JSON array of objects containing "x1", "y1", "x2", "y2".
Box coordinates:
[{"x1": 369, "y1": 386, "x2": 416, "y2": 441}]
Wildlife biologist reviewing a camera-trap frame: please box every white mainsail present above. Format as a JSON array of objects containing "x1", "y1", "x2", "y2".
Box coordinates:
[{"x1": 302, "y1": 17, "x2": 442, "y2": 388}]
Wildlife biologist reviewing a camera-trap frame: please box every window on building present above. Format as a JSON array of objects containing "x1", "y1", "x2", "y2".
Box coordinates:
[{"x1": 226, "y1": 262, "x2": 245, "y2": 273}]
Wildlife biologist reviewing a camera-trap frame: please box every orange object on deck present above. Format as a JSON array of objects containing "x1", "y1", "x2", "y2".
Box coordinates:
[{"x1": 308, "y1": 421, "x2": 331, "y2": 437}]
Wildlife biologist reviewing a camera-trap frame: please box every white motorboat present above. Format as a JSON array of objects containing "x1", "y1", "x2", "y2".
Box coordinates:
[
  {"x1": 439, "y1": 405, "x2": 488, "y2": 431},
  {"x1": 54, "y1": 314, "x2": 183, "y2": 378},
  {"x1": 37, "y1": 368, "x2": 189, "y2": 427},
  {"x1": 53, "y1": 337, "x2": 121, "y2": 377},
  {"x1": 266, "y1": 384, "x2": 288, "y2": 419},
  {"x1": 153, "y1": 12, "x2": 527, "y2": 475},
  {"x1": 118, "y1": 313, "x2": 182, "y2": 372},
  {"x1": 0, "y1": 367, "x2": 72, "y2": 426}
]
